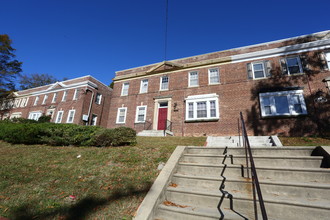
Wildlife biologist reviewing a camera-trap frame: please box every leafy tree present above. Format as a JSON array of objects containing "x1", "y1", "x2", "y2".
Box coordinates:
[
  {"x1": 0, "y1": 34, "x2": 22, "y2": 97},
  {"x1": 109, "y1": 81, "x2": 114, "y2": 89},
  {"x1": 19, "y1": 73, "x2": 59, "y2": 90}
]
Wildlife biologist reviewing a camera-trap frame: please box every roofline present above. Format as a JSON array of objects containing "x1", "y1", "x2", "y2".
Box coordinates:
[{"x1": 115, "y1": 30, "x2": 330, "y2": 74}]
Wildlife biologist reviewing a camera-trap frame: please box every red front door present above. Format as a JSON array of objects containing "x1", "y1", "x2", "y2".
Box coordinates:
[{"x1": 157, "y1": 108, "x2": 168, "y2": 130}]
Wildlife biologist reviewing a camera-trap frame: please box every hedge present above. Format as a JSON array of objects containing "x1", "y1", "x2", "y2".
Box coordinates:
[{"x1": 0, "y1": 120, "x2": 136, "y2": 147}]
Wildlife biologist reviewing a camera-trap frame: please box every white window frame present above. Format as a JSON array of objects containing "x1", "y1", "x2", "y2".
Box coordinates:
[
  {"x1": 55, "y1": 111, "x2": 64, "y2": 123},
  {"x1": 259, "y1": 90, "x2": 307, "y2": 117},
  {"x1": 121, "y1": 83, "x2": 129, "y2": 96},
  {"x1": 116, "y1": 107, "x2": 127, "y2": 124},
  {"x1": 91, "y1": 114, "x2": 97, "y2": 126},
  {"x1": 140, "y1": 79, "x2": 149, "y2": 93},
  {"x1": 10, "y1": 112, "x2": 22, "y2": 119},
  {"x1": 188, "y1": 71, "x2": 199, "y2": 87},
  {"x1": 66, "y1": 110, "x2": 75, "y2": 123},
  {"x1": 14, "y1": 99, "x2": 21, "y2": 108},
  {"x1": 283, "y1": 56, "x2": 303, "y2": 75},
  {"x1": 28, "y1": 112, "x2": 42, "y2": 121},
  {"x1": 42, "y1": 95, "x2": 48, "y2": 105},
  {"x1": 34, "y1": 96, "x2": 39, "y2": 106},
  {"x1": 73, "y1": 89, "x2": 79, "y2": 100},
  {"x1": 62, "y1": 91, "x2": 68, "y2": 102},
  {"x1": 135, "y1": 105, "x2": 147, "y2": 123},
  {"x1": 325, "y1": 51, "x2": 330, "y2": 69},
  {"x1": 52, "y1": 93, "x2": 58, "y2": 103},
  {"x1": 95, "y1": 93, "x2": 102, "y2": 104},
  {"x1": 251, "y1": 62, "x2": 267, "y2": 79},
  {"x1": 208, "y1": 68, "x2": 220, "y2": 84},
  {"x1": 160, "y1": 76, "x2": 169, "y2": 91},
  {"x1": 20, "y1": 98, "x2": 27, "y2": 107},
  {"x1": 185, "y1": 93, "x2": 219, "y2": 121}
]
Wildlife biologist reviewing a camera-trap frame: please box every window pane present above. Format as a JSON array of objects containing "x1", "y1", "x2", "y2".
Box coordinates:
[
  {"x1": 287, "y1": 57, "x2": 300, "y2": 74},
  {"x1": 253, "y1": 63, "x2": 265, "y2": 78},
  {"x1": 190, "y1": 72, "x2": 198, "y2": 86},
  {"x1": 188, "y1": 103, "x2": 194, "y2": 118},
  {"x1": 161, "y1": 76, "x2": 169, "y2": 90},
  {"x1": 197, "y1": 101, "x2": 207, "y2": 118},
  {"x1": 274, "y1": 96, "x2": 289, "y2": 114},
  {"x1": 141, "y1": 79, "x2": 148, "y2": 93},
  {"x1": 209, "y1": 69, "x2": 219, "y2": 83},
  {"x1": 210, "y1": 101, "x2": 216, "y2": 117}
]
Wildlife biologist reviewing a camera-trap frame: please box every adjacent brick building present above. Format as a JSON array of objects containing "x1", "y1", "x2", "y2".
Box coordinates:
[
  {"x1": 108, "y1": 30, "x2": 330, "y2": 136},
  {"x1": 1, "y1": 75, "x2": 112, "y2": 127}
]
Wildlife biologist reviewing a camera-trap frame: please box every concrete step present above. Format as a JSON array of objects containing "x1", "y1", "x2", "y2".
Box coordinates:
[
  {"x1": 206, "y1": 136, "x2": 277, "y2": 147},
  {"x1": 177, "y1": 163, "x2": 330, "y2": 183},
  {"x1": 165, "y1": 187, "x2": 330, "y2": 220},
  {"x1": 137, "y1": 130, "x2": 165, "y2": 137},
  {"x1": 186, "y1": 146, "x2": 315, "y2": 156},
  {"x1": 181, "y1": 154, "x2": 323, "y2": 168},
  {"x1": 171, "y1": 174, "x2": 330, "y2": 201}
]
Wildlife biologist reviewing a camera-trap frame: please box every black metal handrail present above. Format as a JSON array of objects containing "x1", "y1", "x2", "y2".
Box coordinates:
[
  {"x1": 240, "y1": 112, "x2": 268, "y2": 220},
  {"x1": 144, "y1": 121, "x2": 152, "y2": 130},
  {"x1": 165, "y1": 119, "x2": 172, "y2": 131}
]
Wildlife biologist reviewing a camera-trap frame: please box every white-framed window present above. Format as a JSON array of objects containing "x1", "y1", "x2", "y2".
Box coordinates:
[
  {"x1": 20, "y1": 98, "x2": 27, "y2": 107},
  {"x1": 116, "y1": 107, "x2": 127, "y2": 124},
  {"x1": 46, "y1": 109, "x2": 55, "y2": 119},
  {"x1": 247, "y1": 61, "x2": 271, "y2": 79},
  {"x1": 28, "y1": 112, "x2": 42, "y2": 121},
  {"x1": 259, "y1": 90, "x2": 307, "y2": 117},
  {"x1": 189, "y1": 71, "x2": 199, "y2": 87},
  {"x1": 52, "y1": 93, "x2": 58, "y2": 103},
  {"x1": 185, "y1": 93, "x2": 219, "y2": 121},
  {"x1": 121, "y1": 83, "x2": 129, "y2": 96},
  {"x1": 34, "y1": 96, "x2": 39, "y2": 106},
  {"x1": 66, "y1": 110, "x2": 75, "y2": 123},
  {"x1": 160, "y1": 76, "x2": 169, "y2": 91},
  {"x1": 91, "y1": 114, "x2": 97, "y2": 126},
  {"x1": 140, "y1": 79, "x2": 149, "y2": 93},
  {"x1": 73, "y1": 89, "x2": 79, "y2": 100},
  {"x1": 208, "y1": 68, "x2": 220, "y2": 84},
  {"x1": 55, "y1": 111, "x2": 64, "y2": 123},
  {"x1": 95, "y1": 93, "x2": 102, "y2": 104},
  {"x1": 62, "y1": 91, "x2": 68, "y2": 102},
  {"x1": 14, "y1": 99, "x2": 21, "y2": 108},
  {"x1": 280, "y1": 56, "x2": 303, "y2": 75},
  {"x1": 10, "y1": 112, "x2": 22, "y2": 119},
  {"x1": 325, "y1": 52, "x2": 330, "y2": 69},
  {"x1": 42, "y1": 95, "x2": 48, "y2": 105},
  {"x1": 135, "y1": 105, "x2": 147, "y2": 123}
]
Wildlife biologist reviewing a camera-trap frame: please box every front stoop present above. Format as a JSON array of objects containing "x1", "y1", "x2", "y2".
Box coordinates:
[{"x1": 134, "y1": 145, "x2": 330, "y2": 220}]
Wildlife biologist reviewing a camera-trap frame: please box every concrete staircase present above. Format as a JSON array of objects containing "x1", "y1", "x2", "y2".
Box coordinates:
[
  {"x1": 206, "y1": 136, "x2": 282, "y2": 147},
  {"x1": 145, "y1": 146, "x2": 330, "y2": 220},
  {"x1": 137, "y1": 130, "x2": 174, "y2": 137}
]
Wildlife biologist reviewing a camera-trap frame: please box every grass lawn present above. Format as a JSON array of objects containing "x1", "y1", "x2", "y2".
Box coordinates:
[
  {"x1": 279, "y1": 136, "x2": 330, "y2": 146},
  {"x1": 0, "y1": 136, "x2": 206, "y2": 220}
]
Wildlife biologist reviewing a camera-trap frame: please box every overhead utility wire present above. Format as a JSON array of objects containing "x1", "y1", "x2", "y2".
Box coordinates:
[{"x1": 164, "y1": 0, "x2": 169, "y2": 61}]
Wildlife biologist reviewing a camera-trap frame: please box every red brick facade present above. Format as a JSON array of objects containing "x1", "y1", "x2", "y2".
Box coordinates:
[
  {"x1": 1, "y1": 76, "x2": 112, "y2": 127},
  {"x1": 108, "y1": 31, "x2": 330, "y2": 136}
]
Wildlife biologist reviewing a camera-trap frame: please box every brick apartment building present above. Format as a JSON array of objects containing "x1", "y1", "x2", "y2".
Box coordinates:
[
  {"x1": 108, "y1": 30, "x2": 330, "y2": 136},
  {"x1": 1, "y1": 75, "x2": 112, "y2": 127}
]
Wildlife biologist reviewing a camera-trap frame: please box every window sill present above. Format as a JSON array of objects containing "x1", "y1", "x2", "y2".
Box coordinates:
[
  {"x1": 160, "y1": 89, "x2": 169, "y2": 91},
  {"x1": 185, "y1": 118, "x2": 219, "y2": 122},
  {"x1": 188, "y1": 85, "x2": 199, "y2": 88},
  {"x1": 252, "y1": 77, "x2": 269, "y2": 81},
  {"x1": 116, "y1": 122, "x2": 126, "y2": 124},
  {"x1": 287, "y1": 72, "x2": 305, "y2": 76},
  {"x1": 208, "y1": 82, "x2": 220, "y2": 85},
  {"x1": 261, "y1": 113, "x2": 308, "y2": 118},
  {"x1": 134, "y1": 121, "x2": 145, "y2": 124}
]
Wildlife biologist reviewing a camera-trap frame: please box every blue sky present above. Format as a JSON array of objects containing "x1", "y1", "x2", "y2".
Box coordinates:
[{"x1": 2, "y1": 0, "x2": 329, "y2": 86}]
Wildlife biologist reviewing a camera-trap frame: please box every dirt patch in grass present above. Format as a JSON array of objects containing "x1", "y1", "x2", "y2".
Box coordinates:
[
  {"x1": 279, "y1": 136, "x2": 330, "y2": 146},
  {"x1": 0, "y1": 136, "x2": 205, "y2": 219}
]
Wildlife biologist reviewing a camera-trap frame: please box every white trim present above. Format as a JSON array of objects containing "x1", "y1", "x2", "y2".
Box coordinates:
[
  {"x1": 251, "y1": 62, "x2": 267, "y2": 79},
  {"x1": 121, "y1": 82, "x2": 129, "y2": 96},
  {"x1": 66, "y1": 109, "x2": 75, "y2": 123},
  {"x1": 116, "y1": 107, "x2": 127, "y2": 124},
  {"x1": 140, "y1": 79, "x2": 149, "y2": 93},
  {"x1": 10, "y1": 112, "x2": 22, "y2": 119},
  {"x1": 91, "y1": 114, "x2": 97, "y2": 126},
  {"x1": 51, "y1": 93, "x2": 58, "y2": 103},
  {"x1": 185, "y1": 93, "x2": 219, "y2": 121},
  {"x1": 188, "y1": 71, "x2": 199, "y2": 87},
  {"x1": 208, "y1": 68, "x2": 220, "y2": 84},
  {"x1": 95, "y1": 93, "x2": 102, "y2": 104},
  {"x1": 62, "y1": 90, "x2": 68, "y2": 102},
  {"x1": 42, "y1": 95, "x2": 48, "y2": 105},
  {"x1": 282, "y1": 56, "x2": 303, "y2": 75},
  {"x1": 55, "y1": 111, "x2": 64, "y2": 123},
  {"x1": 160, "y1": 76, "x2": 169, "y2": 91},
  {"x1": 73, "y1": 89, "x2": 79, "y2": 100},
  {"x1": 259, "y1": 90, "x2": 307, "y2": 117},
  {"x1": 34, "y1": 96, "x2": 39, "y2": 106},
  {"x1": 28, "y1": 111, "x2": 42, "y2": 121},
  {"x1": 135, "y1": 105, "x2": 147, "y2": 123}
]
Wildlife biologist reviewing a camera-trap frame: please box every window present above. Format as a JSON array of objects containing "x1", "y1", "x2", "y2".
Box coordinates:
[
  {"x1": 325, "y1": 52, "x2": 330, "y2": 69},
  {"x1": 121, "y1": 83, "x2": 129, "y2": 96},
  {"x1": 116, "y1": 107, "x2": 127, "y2": 124},
  {"x1": 28, "y1": 112, "x2": 42, "y2": 121},
  {"x1": 67, "y1": 110, "x2": 75, "y2": 123},
  {"x1": 10, "y1": 112, "x2": 22, "y2": 119},
  {"x1": 20, "y1": 98, "x2": 27, "y2": 107},
  {"x1": 34, "y1": 96, "x2": 39, "y2": 106},
  {"x1": 160, "y1": 76, "x2": 169, "y2": 90},
  {"x1": 140, "y1": 79, "x2": 149, "y2": 93},
  {"x1": 208, "y1": 68, "x2": 220, "y2": 84},
  {"x1": 185, "y1": 93, "x2": 219, "y2": 121},
  {"x1": 62, "y1": 91, "x2": 68, "y2": 102},
  {"x1": 52, "y1": 93, "x2": 58, "y2": 103},
  {"x1": 46, "y1": 109, "x2": 54, "y2": 118},
  {"x1": 259, "y1": 90, "x2": 307, "y2": 117},
  {"x1": 280, "y1": 56, "x2": 303, "y2": 75},
  {"x1": 135, "y1": 106, "x2": 147, "y2": 123},
  {"x1": 14, "y1": 99, "x2": 21, "y2": 108},
  {"x1": 91, "y1": 114, "x2": 97, "y2": 126},
  {"x1": 55, "y1": 111, "x2": 64, "y2": 123},
  {"x1": 95, "y1": 93, "x2": 102, "y2": 104},
  {"x1": 247, "y1": 61, "x2": 271, "y2": 79},
  {"x1": 73, "y1": 89, "x2": 79, "y2": 100},
  {"x1": 42, "y1": 95, "x2": 48, "y2": 104},
  {"x1": 189, "y1": 71, "x2": 199, "y2": 87}
]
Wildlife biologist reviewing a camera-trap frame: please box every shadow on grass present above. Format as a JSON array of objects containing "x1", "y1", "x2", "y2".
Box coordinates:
[{"x1": 9, "y1": 183, "x2": 152, "y2": 220}]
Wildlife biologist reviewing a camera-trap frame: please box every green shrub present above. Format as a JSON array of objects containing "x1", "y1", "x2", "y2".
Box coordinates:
[
  {"x1": 91, "y1": 128, "x2": 114, "y2": 147},
  {"x1": 38, "y1": 115, "x2": 51, "y2": 123},
  {"x1": 111, "y1": 127, "x2": 136, "y2": 146},
  {"x1": 10, "y1": 117, "x2": 38, "y2": 124}
]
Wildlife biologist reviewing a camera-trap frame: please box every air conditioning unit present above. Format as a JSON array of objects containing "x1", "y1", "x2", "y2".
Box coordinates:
[{"x1": 82, "y1": 114, "x2": 89, "y2": 121}]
